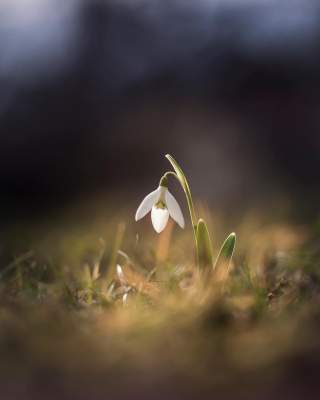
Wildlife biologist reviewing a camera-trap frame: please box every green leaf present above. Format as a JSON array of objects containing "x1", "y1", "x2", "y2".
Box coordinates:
[
  {"x1": 196, "y1": 219, "x2": 213, "y2": 270},
  {"x1": 214, "y1": 232, "x2": 236, "y2": 273}
]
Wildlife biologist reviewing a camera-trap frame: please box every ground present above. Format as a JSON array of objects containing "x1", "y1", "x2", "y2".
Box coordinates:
[{"x1": 0, "y1": 199, "x2": 319, "y2": 399}]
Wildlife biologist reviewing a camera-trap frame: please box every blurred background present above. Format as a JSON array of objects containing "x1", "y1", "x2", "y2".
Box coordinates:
[
  {"x1": 1, "y1": 3, "x2": 320, "y2": 399},
  {"x1": 0, "y1": 0, "x2": 320, "y2": 221}
]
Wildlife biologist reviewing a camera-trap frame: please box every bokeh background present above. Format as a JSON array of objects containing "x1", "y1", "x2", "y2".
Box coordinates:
[
  {"x1": 1, "y1": 2, "x2": 320, "y2": 400},
  {"x1": 0, "y1": 0, "x2": 320, "y2": 220}
]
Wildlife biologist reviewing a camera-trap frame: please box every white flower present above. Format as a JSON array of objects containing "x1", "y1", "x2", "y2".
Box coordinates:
[{"x1": 135, "y1": 185, "x2": 185, "y2": 233}]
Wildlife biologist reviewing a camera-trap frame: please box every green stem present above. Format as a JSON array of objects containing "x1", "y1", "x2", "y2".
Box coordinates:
[
  {"x1": 160, "y1": 170, "x2": 197, "y2": 240},
  {"x1": 164, "y1": 155, "x2": 198, "y2": 240}
]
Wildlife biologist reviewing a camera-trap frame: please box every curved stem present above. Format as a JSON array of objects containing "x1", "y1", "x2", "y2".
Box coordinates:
[
  {"x1": 163, "y1": 171, "x2": 178, "y2": 180},
  {"x1": 160, "y1": 169, "x2": 197, "y2": 240}
]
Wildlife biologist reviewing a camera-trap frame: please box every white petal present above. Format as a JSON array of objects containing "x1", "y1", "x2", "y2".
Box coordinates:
[
  {"x1": 135, "y1": 188, "x2": 160, "y2": 221},
  {"x1": 151, "y1": 206, "x2": 169, "y2": 233},
  {"x1": 166, "y1": 190, "x2": 185, "y2": 228}
]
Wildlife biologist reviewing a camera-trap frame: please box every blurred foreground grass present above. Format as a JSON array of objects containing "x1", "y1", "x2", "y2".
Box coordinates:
[{"x1": 0, "y1": 199, "x2": 319, "y2": 399}]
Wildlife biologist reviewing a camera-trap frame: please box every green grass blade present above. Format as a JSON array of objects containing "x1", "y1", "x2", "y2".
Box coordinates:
[
  {"x1": 0, "y1": 250, "x2": 34, "y2": 281},
  {"x1": 196, "y1": 219, "x2": 213, "y2": 270},
  {"x1": 105, "y1": 222, "x2": 126, "y2": 283},
  {"x1": 214, "y1": 232, "x2": 236, "y2": 274}
]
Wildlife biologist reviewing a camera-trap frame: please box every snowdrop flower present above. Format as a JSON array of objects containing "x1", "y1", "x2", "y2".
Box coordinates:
[{"x1": 135, "y1": 178, "x2": 185, "y2": 233}]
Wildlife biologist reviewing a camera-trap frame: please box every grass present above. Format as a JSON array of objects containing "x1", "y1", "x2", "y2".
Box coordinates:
[{"x1": 0, "y1": 200, "x2": 319, "y2": 399}]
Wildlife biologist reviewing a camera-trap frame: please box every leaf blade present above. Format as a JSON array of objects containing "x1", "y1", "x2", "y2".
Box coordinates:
[
  {"x1": 214, "y1": 232, "x2": 236, "y2": 278},
  {"x1": 196, "y1": 218, "x2": 213, "y2": 270}
]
